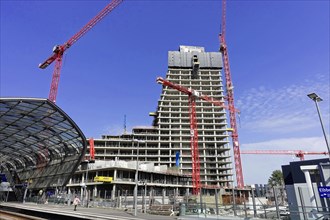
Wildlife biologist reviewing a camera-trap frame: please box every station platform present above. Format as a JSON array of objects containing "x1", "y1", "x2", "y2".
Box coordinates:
[{"x1": 0, "y1": 202, "x2": 179, "y2": 220}]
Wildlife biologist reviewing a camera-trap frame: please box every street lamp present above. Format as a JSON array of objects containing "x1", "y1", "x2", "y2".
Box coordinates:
[
  {"x1": 251, "y1": 185, "x2": 257, "y2": 218},
  {"x1": 80, "y1": 160, "x2": 89, "y2": 207},
  {"x1": 133, "y1": 139, "x2": 145, "y2": 216},
  {"x1": 231, "y1": 183, "x2": 237, "y2": 216},
  {"x1": 85, "y1": 161, "x2": 89, "y2": 207},
  {"x1": 307, "y1": 93, "x2": 330, "y2": 159},
  {"x1": 142, "y1": 181, "x2": 147, "y2": 213}
]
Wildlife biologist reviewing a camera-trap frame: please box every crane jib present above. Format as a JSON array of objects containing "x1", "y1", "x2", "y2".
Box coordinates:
[{"x1": 38, "y1": 0, "x2": 123, "y2": 103}]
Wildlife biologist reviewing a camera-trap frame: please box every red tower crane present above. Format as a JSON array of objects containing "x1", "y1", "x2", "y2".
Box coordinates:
[
  {"x1": 39, "y1": 0, "x2": 123, "y2": 103},
  {"x1": 219, "y1": 0, "x2": 244, "y2": 188},
  {"x1": 241, "y1": 150, "x2": 329, "y2": 161},
  {"x1": 156, "y1": 77, "x2": 228, "y2": 195}
]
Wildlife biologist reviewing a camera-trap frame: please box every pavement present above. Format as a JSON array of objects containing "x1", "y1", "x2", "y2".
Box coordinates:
[
  {"x1": 0, "y1": 202, "x2": 268, "y2": 220},
  {"x1": 0, "y1": 202, "x2": 176, "y2": 220}
]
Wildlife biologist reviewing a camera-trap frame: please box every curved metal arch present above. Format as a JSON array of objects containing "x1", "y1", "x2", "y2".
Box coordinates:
[
  {"x1": 0, "y1": 98, "x2": 87, "y2": 189},
  {"x1": 1, "y1": 160, "x2": 16, "y2": 171},
  {"x1": 23, "y1": 155, "x2": 36, "y2": 167}
]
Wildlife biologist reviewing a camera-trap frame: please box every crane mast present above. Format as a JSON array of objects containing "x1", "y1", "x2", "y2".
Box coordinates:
[
  {"x1": 157, "y1": 77, "x2": 227, "y2": 195},
  {"x1": 39, "y1": 0, "x2": 123, "y2": 103},
  {"x1": 220, "y1": 0, "x2": 244, "y2": 188}
]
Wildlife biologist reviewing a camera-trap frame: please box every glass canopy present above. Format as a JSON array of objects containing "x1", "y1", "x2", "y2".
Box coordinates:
[{"x1": 0, "y1": 98, "x2": 86, "y2": 189}]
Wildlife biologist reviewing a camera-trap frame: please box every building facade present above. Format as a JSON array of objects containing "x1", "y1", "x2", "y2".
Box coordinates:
[
  {"x1": 66, "y1": 161, "x2": 191, "y2": 207},
  {"x1": 282, "y1": 158, "x2": 330, "y2": 220},
  {"x1": 91, "y1": 46, "x2": 233, "y2": 191}
]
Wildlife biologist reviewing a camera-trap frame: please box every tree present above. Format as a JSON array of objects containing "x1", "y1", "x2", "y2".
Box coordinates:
[
  {"x1": 268, "y1": 170, "x2": 287, "y2": 205},
  {"x1": 268, "y1": 170, "x2": 284, "y2": 187}
]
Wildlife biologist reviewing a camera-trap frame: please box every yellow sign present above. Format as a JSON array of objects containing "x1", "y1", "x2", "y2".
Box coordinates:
[{"x1": 94, "y1": 176, "x2": 113, "y2": 182}]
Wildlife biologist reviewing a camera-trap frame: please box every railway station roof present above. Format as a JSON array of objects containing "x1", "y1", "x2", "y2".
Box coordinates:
[{"x1": 0, "y1": 98, "x2": 87, "y2": 189}]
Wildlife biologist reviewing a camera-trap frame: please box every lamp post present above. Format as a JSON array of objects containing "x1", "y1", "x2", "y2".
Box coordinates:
[
  {"x1": 251, "y1": 184, "x2": 257, "y2": 218},
  {"x1": 80, "y1": 160, "x2": 89, "y2": 207},
  {"x1": 133, "y1": 139, "x2": 145, "y2": 216},
  {"x1": 231, "y1": 183, "x2": 237, "y2": 216},
  {"x1": 85, "y1": 161, "x2": 89, "y2": 207},
  {"x1": 307, "y1": 93, "x2": 330, "y2": 159},
  {"x1": 143, "y1": 181, "x2": 147, "y2": 213}
]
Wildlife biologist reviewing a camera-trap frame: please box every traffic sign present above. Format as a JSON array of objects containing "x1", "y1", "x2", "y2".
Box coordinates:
[{"x1": 318, "y1": 186, "x2": 330, "y2": 198}]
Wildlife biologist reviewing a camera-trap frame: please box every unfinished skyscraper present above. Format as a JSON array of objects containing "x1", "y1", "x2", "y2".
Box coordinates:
[{"x1": 92, "y1": 46, "x2": 233, "y2": 190}]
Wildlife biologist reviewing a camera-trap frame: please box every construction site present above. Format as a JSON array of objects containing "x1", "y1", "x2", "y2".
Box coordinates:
[{"x1": 1, "y1": 0, "x2": 329, "y2": 219}]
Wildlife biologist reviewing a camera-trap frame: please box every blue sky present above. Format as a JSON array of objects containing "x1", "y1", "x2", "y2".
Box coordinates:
[{"x1": 1, "y1": 0, "x2": 329, "y2": 185}]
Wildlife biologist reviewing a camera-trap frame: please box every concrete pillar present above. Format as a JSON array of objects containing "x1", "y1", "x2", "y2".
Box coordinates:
[
  {"x1": 117, "y1": 190, "x2": 121, "y2": 208},
  {"x1": 111, "y1": 184, "x2": 116, "y2": 200},
  {"x1": 162, "y1": 188, "x2": 166, "y2": 204},
  {"x1": 114, "y1": 169, "x2": 117, "y2": 181},
  {"x1": 124, "y1": 190, "x2": 128, "y2": 208},
  {"x1": 200, "y1": 189, "x2": 204, "y2": 213},
  {"x1": 174, "y1": 188, "x2": 178, "y2": 205},
  {"x1": 94, "y1": 185, "x2": 97, "y2": 198},
  {"x1": 80, "y1": 187, "x2": 84, "y2": 200},
  {"x1": 301, "y1": 165, "x2": 318, "y2": 208},
  {"x1": 86, "y1": 190, "x2": 90, "y2": 207},
  {"x1": 215, "y1": 188, "x2": 219, "y2": 215},
  {"x1": 68, "y1": 188, "x2": 72, "y2": 206},
  {"x1": 149, "y1": 187, "x2": 153, "y2": 206}
]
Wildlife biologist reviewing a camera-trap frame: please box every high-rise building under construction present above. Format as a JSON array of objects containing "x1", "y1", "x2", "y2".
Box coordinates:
[{"x1": 93, "y1": 45, "x2": 233, "y2": 189}]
